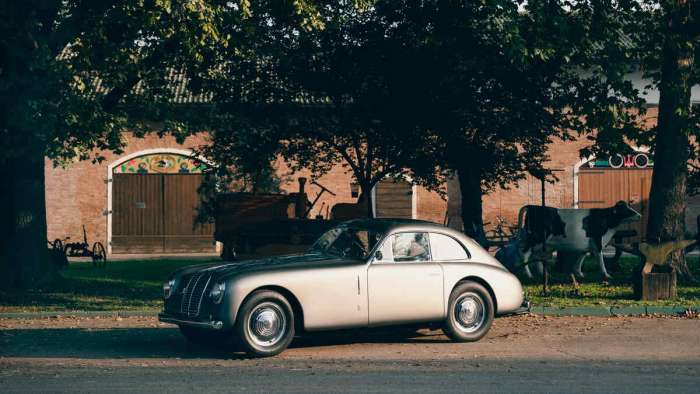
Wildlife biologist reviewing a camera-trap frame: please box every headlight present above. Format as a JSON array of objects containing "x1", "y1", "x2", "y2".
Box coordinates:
[
  {"x1": 209, "y1": 282, "x2": 226, "y2": 304},
  {"x1": 163, "y1": 279, "x2": 176, "y2": 299}
]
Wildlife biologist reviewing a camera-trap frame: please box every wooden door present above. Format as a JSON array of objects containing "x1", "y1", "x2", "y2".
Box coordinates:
[
  {"x1": 375, "y1": 179, "x2": 413, "y2": 219},
  {"x1": 626, "y1": 169, "x2": 652, "y2": 240},
  {"x1": 112, "y1": 174, "x2": 165, "y2": 253},
  {"x1": 578, "y1": 168, "x2": 653, "y2": 241},
  {"x1": 163, "y1": 174, "x2": 215, "y2": 252},
  {"x1": 112, "y1": 174, "x2": 215, "y2": 253}
]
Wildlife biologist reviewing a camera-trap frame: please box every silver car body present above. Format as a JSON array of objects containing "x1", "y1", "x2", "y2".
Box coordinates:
[{"x1": 162, "y1": 220, "x2": 524, "y2": 331}]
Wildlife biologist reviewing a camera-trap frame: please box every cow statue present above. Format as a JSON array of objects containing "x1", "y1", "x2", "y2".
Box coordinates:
[{"x1": 495, "y1": 201, "x2": 641, "y2": 280}]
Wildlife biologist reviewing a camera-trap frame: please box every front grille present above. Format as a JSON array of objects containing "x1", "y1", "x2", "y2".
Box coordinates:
[{"x1": 179, "y1": 272, "x2": 212, "y2": 317}]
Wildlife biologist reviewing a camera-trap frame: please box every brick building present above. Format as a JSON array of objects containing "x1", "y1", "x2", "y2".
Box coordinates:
[
  {"x1": 45, "y1": 132, "x2": 447, "y2": 254},
  {"x1": 45, "y1": 75, "x2": 700, "y2": 255}
]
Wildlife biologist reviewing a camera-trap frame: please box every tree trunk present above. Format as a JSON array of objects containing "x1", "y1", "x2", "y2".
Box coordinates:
[
  {"x1": 360, "y1": 181, "x2": 374, "y2": 218},
  {"x1": 457, "y1": 162, "x2": 488, "y2": 247},
  {"x1": 0, "y1": 153, "x2": 55, "y2": 289},
  {"x1": 646, "y1": 2, "x2": 695, "y2": 276}
]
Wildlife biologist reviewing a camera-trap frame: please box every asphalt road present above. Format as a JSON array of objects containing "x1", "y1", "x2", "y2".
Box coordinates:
[{"x1": 1, "y1": 315, "x2": 699, "y2": 393}]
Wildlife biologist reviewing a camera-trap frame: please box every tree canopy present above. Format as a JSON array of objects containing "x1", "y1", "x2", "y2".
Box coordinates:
[
  {"x1": 0, "y1": 0, "x2": 325, "y2": 288},
  {"x1": 201, "y1": 0, "x2": 601, "y2": 230},
  {"x1": 199, "y1": 1, "x2": 448, "y2": 217},
  {"x1": 3, "y1": 0, "x2": 699, "y2": 288}
]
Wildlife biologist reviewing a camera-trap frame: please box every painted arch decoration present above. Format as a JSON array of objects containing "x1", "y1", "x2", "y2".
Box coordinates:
[
  {"x1": 114, "y1": 153, "x2": 208, "y2": 174},
  {"x1": 585, "y1": 152, "x2": 653, "y2": 169}
]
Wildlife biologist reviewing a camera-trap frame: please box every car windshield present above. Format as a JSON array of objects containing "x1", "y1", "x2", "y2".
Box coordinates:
[{"x1": 309, "y1": 226, "x2": 384, "y2": 260}]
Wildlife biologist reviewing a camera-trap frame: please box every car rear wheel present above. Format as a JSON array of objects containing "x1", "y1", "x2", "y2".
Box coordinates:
[
  {"x1": 235, "y1": 290, "x2": 295, "y2": 357},
  {"x1": 444, "y1": 281, "x2": 494, "y2": 342}
]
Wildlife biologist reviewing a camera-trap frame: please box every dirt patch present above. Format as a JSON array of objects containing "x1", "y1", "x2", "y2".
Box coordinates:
[{"x1": 2, "y1": 314, "x2": 699, "y2": 368}]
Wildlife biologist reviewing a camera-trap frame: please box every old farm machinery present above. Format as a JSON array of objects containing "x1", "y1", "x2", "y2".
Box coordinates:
[
  {"x1": 215, "y1": 178, "x2": 341, "y2": 260},
  {"x1": 49, "y1": 225, "x2": 107, "y2": 267}
]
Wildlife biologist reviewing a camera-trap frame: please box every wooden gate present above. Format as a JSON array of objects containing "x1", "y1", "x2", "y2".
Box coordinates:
[
  {"x1": 112, "y1": 174, "x2": 215, "y2": 253},
  {"x1": 578, "y1": 168, "x2": 652, "y2": 241},
  {"x1": 375, "y1": 179, "x2": 413, "y2": 219}
]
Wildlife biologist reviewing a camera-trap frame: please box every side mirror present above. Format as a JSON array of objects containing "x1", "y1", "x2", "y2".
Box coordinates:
[{"x1": 374, "y1": 251, "x2": 383, "y2": 261}]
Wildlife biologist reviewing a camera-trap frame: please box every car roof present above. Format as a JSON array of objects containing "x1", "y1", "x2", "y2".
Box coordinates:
[{"x1": 341, "y1": 218, "x2": 447, "y2": 232}]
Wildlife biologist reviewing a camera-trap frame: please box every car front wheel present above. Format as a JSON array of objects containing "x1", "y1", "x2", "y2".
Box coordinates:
[
  {"x1": 444, "y1": 281, "x2": 494, "y2": 342},
  {"x1": 235, "y1": 290, "x2": 295, "y2": 357}
]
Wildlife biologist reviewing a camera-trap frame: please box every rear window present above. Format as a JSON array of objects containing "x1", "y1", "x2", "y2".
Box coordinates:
[{"x1": 429, "y1": 233, "x2": 468, "y2": 261}]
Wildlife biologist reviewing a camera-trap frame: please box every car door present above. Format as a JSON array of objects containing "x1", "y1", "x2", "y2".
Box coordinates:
[{"x1": 367, "y1": 232, "x2": 444, "y2": 325}]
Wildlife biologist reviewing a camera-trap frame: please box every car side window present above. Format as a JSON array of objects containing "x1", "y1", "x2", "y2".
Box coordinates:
[
  {"x1": 392, "y1": 232, "x2": 431, "y2": 262},
  {"x1": 429, "y1": 233, "x2": 469, "y2": 261},
  {"x1": 373, "y1": 237, "x2": 394, "y2": 263}
]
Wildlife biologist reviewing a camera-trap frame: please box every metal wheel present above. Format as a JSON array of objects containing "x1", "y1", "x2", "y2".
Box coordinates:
[
  {"x1": 236, "y1": 290, "x2": 295, "y2": 357},
  {"x1": 452, "y1": 292, "x2": 486, "y2": 334},
  {"x1": 444, "y1": 281, "x2": 494, "y2": 342},
  {"x1": 63, "y1": 244, "x2": 74, "y2": 258},
  {"x1": 92, "y1": 242, "x2": 107, "y2": 267},
  {"x1": 246, "y1": 302, "x2": 287, "y2": 348},
  {"x1": 50, "y1": 239, "x2": 68, "y2": 268},
  {"x1": 52, "y1": 239, "x2": 64, "y2": 253}
]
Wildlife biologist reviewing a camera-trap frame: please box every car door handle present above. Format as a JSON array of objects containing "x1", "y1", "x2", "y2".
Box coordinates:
[{"x1": 428, "y1": 272, "x2": 440, "y2": 277}]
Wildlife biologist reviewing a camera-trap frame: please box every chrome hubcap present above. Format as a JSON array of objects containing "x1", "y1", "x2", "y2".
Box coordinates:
[
  {"x1": 453, "y1": 292, "x2": 485, "y2": 333},
  {"x1": 248, "y1": 302, "x2": 286, "y2": 347}
]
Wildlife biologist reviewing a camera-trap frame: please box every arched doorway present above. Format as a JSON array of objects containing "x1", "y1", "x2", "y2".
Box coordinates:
[{"x1": 107, "y1": 149, "x2": 215, "y2": 254}]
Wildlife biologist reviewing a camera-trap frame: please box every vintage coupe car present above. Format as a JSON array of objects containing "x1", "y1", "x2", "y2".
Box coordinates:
[{"x1": 159, "y1": 219, "x2": 525, "y2": 357}]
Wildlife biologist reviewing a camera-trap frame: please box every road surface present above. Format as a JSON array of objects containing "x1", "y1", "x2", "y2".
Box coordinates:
[{"x1": 1, "y1": 314, "x2": 699, "y2": 393}]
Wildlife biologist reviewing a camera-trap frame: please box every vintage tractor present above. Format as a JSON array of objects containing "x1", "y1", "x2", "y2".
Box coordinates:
[{"x1": 214, "y1": 178, "x2": 340, "y2": 260}]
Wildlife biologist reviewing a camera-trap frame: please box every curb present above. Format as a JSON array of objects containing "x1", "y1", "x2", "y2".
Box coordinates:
[
  {"x1": 528, "y1": 305, "x2": 700, "y2": 316},
  {"x1": 0, "y1": 310, "x2": 159, "y2": 319},
  {"x1": 1, "y1": 306, "x2": 698, "y2": 319}
]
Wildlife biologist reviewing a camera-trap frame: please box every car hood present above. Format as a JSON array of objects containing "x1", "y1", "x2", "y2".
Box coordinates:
[{"x1": 172, "y1": 253, "x2": 359, "y2": 282}]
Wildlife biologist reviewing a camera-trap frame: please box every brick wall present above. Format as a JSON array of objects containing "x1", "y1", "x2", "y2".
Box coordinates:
[
  {"x1": 273, "y1": 158, "x2": 447, "y2": 223},
  {"x1": 49, "y1": 107, "x2": 697, "y2": 253},
  {"x1": 445, "y1": 107, "x2": 699, "y2": 236},
  {"x1": 45, "y1": 132, "x2": 211, "y2": 248},
  {"x1": 445, "y1": 135, "x2": 593, "y2": 231},
  {"x1": 45, "y1": 133, "x2": 446, "y2": 253}
]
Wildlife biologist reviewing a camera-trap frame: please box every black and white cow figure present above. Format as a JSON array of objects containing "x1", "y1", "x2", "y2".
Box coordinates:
[{"x1": 495, "y1": 201, "x2": 641, "y2": 280}]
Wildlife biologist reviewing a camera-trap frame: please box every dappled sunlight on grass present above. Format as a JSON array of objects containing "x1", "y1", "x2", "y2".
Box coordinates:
[
  {"x1": 2, "y1": 255, "x2": 700, "y2": 312},
  {"x1": 521, "y1": 256, "x2": 700, "y2": 307},
  {"x1": 0, "y1": 259, "x2": 217, "y2": 312}
]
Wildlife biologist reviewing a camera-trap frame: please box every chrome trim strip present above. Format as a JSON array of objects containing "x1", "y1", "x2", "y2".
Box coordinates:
[
  {"x1": 180, "y1": 274, "x2": 197, "y2": 313},
  {"x1": 195, "y1": 275, "x2": 212, "y2": 315},
  {"x1": 187, "y1": 273, "x2": 204, "y2": 316},
  {"x1": 158, "y1": 314, "x2": 223, "y2": 330}
]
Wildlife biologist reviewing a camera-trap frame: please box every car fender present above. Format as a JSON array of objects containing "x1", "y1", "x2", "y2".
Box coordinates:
[
  {"x1": 440, "y1": 261, "x2": 524, "y2": 315},
  {"x1": 223, "y1": 265, "x2": 369, "y2": 331}
]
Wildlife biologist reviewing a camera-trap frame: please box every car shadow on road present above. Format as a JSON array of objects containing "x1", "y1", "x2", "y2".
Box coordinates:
[
  {"x1": 290, "y1": 326, "x2": 451, "y2": 349},
  {"x1": 0, "y1": 325, "x2": 450, "y2": 360}
]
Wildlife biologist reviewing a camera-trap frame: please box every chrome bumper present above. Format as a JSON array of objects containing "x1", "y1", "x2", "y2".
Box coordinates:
[
  {"x1": 498, "y1": 299, "x2": 531, "y2": 316},
  {"x1": 158, "y1": 313, "x2": 224, "y2": 330}
]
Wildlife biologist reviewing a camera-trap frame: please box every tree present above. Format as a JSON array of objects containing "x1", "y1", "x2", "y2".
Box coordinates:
[
  {"x1": 202, "y1": 0, "x2": 601, "y2": 233},
  {"x1": 0, "y1": 0, "x2": 323, "y2": 289},
  {"x1": 361, "y1": 0, "x2": 590, "y2": 240},
  {"x1": 568, "y1": 1, "x2": 700, "y2": 275},
  {"x1": 201, "y1": 2, "x2": 445, "y2": 218},
  {"x1": 645, "y1": 1, "x2": 698, "y2": 253}
]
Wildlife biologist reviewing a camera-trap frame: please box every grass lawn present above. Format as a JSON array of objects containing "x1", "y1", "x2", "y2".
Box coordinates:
[
  {"x1": 0, "y1": 259, "x2": 218, "y2": 313},
  {"x1": 523, "y1": 256, "x2": 700, "y2": 307},
  {"x1": 1, "y1": 255, "x2": 699, "y2": 313}
]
